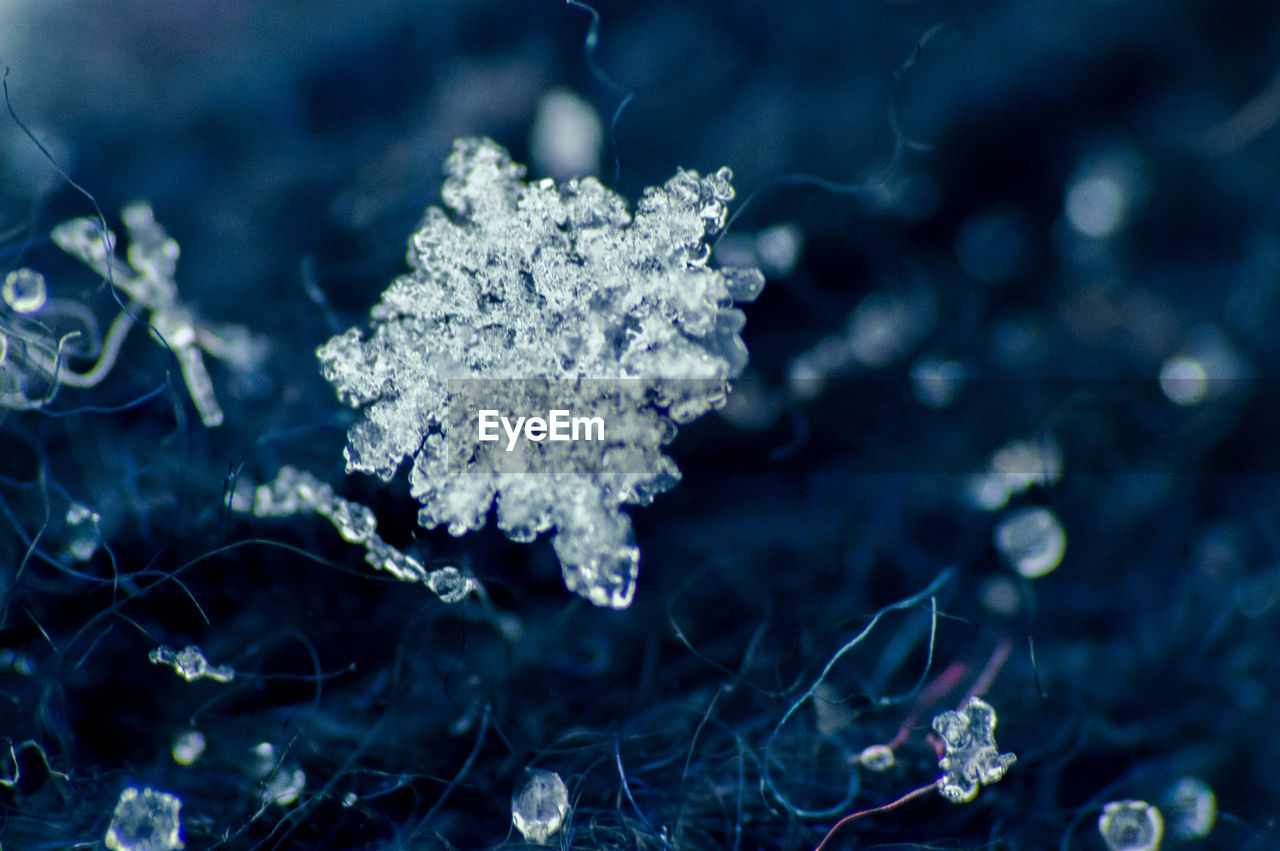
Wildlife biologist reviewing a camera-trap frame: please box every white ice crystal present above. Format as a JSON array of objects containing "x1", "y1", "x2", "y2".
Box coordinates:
[
  {"x1": 932, "y1": 696, "x2": 1017, "y2": 803},
  {"x1": 105, "y1": 786, "x2": 184, "y2": 851},
  {"x1": 51, "y1": 203, "x2": 266, "y2": 427},
  {"x1": 148, "y1": 644, "x2": 235, "y2": 683},
  {"x1": 317, "y1": 138, "x2": 763, "y2": 608},
  {"x1": 245, "y1": 464, "x2": 476, "y2": 601}
]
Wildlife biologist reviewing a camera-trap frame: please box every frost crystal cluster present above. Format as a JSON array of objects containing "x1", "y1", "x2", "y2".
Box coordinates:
[
  {"x1": 105, "y1": 786, "x2": 184, "y2": 851},
  {"x1": 244, "y1": 465, "x2": 476, "y2": 602},
  {"x1": 932, "y1": 696, "x2": 1017, "y2": 803},
  {"x1": 318, "y1": 138, "x2": 764, "y2": 608},
  {"x1": 148, "y1": 644, "x2": 235, "y2": 683}
]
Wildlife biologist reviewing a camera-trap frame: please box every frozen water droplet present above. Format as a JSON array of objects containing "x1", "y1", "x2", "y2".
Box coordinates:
[
  {"x1": 529, "y1": 88, "x2": 602, "y2": 180},
  {"x1": 722, "y1": 267, "x2": 765, "y2": 302},
  {"x1": 428, "y1": 565, "x2": 475, "y2": 603},
  {"x1": 1163, "y1": 776, "x2": 1215, "y2": 840},
  {"x1": 755, "y1": 224, "x2": 802, "y2": 279},
  {"x1": 512, "y1": 768, "x2": 569, "y2": 844},
  {"x1": 1098, "y1": 800, "x2": 1163, "y2": 851},
  {"x1": 262, "y1": 765, "x2": 306, "y2": 806},
  {"x1": 248, "y1": 742, "x2": 278, "y2": 778},
  {"x1": 172, "y1": 731, "x2": 206, "y2": 766},
  {"x1": 857, "y1": 744, "x2": 895, "y2": 771},
  {"x1": 3, "y1": 267, "x2": 48, "y2": 314},
  {"x1": 505, "y1": 523, "x2": 537, "y2": 543},
  {"x1": 995, "y1": 507, "x2": 1066, "y2": 578}
]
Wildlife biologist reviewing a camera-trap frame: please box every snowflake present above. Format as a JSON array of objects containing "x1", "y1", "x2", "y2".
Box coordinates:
[{"x1": 317, "y1": 138, "x2": 763, "y2": 607}]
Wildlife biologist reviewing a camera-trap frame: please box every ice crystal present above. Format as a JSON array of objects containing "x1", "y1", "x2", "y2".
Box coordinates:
[
  {"x1": 148, "y1": 644, "x2": 235, "y2": 683},
  {"x1": 2, "y1": 267, "x2": 47, "y2": 314},
  {"x1": 105, "y1": 786, "x2": 184, "y2": 851},
  {"x1": 932, "y1": 696, "x2": 1017, "y2": 803},
  {"x1": 318, "y1": 138, "x2": 763, "y2": 608},
  {"x1": 244, "y1": 465, "x2": 474, "y2": 600},
  {"x1": 1099, "y1": 800, "x2": 1164, "y2": 851}
]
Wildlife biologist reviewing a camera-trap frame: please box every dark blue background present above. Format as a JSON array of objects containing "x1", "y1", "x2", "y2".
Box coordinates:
[{"x1": 1, "y1": 1, "x2": 1278, "y2": 847}]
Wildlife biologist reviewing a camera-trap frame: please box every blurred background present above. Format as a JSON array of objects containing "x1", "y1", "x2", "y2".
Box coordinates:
[{"x1": 1, "y1": 0, "x2": 1278, "y2": 847}]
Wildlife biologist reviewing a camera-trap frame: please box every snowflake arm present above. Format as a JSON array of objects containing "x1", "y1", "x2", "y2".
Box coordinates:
[{"x1": 51, "y1": 203, "x2": 266, "y2": 427}]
